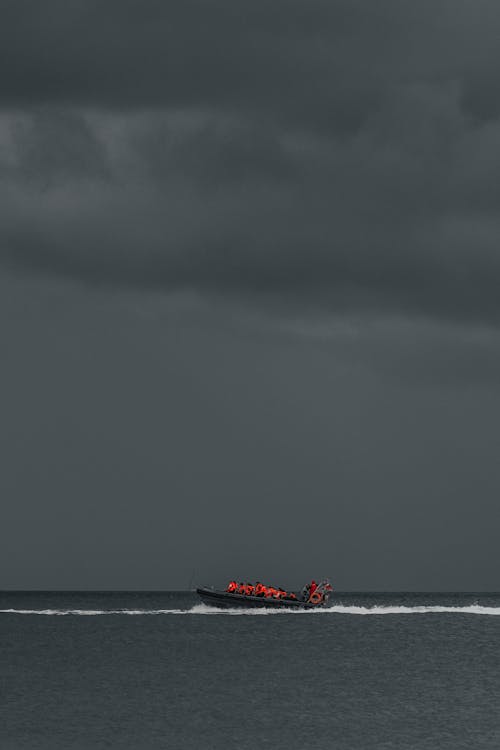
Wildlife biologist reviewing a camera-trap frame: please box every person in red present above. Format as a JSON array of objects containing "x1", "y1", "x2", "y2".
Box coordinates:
[
  {"x1": 226, "y1": 581, "x2": 238, "y2": 593},
  {"x1": 255, "y1": 582, "x2": 266, "y2": 597},
  {"x1": 309, "y1": 580, "x2": 317, "y2": 598}
]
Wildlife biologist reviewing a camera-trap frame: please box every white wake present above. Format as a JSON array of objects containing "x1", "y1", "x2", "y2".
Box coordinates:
[{"x1": 2, "y1": 603, "x2": 500, "y2": 616}]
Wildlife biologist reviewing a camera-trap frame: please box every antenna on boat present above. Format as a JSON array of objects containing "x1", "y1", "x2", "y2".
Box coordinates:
[{"x1": 188, "y1": 568, "x2": 197, "y2": 592}]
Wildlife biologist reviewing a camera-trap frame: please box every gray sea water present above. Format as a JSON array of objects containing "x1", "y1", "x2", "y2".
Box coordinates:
[{"x1": 1, "y1": 591, "x2": 500, "y2": 749}]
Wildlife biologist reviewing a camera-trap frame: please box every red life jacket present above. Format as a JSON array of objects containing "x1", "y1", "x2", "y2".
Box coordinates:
[
  {"x1": 226, "y1": 581, "x2": 238, "y2": 593},
  {"x1": 245, "y1": 584, "x2": 255, "y2": 596}
]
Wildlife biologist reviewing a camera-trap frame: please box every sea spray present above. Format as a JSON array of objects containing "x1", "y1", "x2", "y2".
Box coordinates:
[{"x1": 2, "y1": 603, "x2": 500, "y2": 616}]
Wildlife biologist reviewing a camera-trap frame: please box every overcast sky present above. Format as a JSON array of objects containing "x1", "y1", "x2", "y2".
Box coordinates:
[{"x1": 1, "y1": 1, "x2": 500, "y2": 590}]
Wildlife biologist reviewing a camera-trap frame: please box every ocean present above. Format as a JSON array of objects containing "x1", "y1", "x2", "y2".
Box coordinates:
[{"x1": 1, "y1": 591, "x2": 500, "y2": 749}]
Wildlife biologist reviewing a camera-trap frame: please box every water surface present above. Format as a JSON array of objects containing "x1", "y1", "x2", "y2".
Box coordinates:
[{"x1": 2, "y1": 591, "x2": 500, "y2": 749}]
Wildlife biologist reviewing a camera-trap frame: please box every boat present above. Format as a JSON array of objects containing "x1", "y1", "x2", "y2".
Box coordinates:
[{"x1": 196, "y1": 579, "x2": 333, "y2": 610}]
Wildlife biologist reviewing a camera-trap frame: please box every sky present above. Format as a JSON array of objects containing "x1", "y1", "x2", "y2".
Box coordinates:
[{"x1": 1, "y1": 0, "x2": 500, "y2": 590}]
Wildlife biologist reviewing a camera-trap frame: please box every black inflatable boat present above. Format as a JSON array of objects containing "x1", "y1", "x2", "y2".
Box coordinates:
[{"x1": 196, "y1": 583, "x2": 331, "y2": 610}]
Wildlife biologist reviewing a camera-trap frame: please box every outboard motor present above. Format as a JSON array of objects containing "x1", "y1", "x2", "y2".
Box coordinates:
[
  {"x1": 314, "y1": 579, "x2": 333, "y2": 605},
  {"x1": 301, "y1": 578, "x2": 333, "y2": 605}
]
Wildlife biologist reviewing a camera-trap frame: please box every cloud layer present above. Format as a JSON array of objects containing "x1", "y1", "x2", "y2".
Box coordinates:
[{"x1": 2, "y1": 1, "x2": 500, "y2": 324}]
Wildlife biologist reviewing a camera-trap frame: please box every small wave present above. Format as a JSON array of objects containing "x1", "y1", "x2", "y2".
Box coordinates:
[
  {"x1": 0, "y1": 608, "x2": 187, "y2": 616},
  {"x1": 322, "y1": 604, "x2": 500, "y2": 616},
  {"x1": 1, "y1": 603, "x2": 500, "y2": 616},
  {"x1": 188, "y1": 604, "x2": 500, "y2": 616}
]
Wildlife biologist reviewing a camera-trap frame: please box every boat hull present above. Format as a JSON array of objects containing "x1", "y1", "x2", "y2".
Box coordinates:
[{"x1": 196, "y1": 586, "x2": 325, "y2": 610}]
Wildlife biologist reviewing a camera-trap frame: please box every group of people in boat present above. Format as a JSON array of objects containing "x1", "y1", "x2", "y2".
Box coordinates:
[{"x1": 225, "y1": 579, "x2": 320, "y2": 602}]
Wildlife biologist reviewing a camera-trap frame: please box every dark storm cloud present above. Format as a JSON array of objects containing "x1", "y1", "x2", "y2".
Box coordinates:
[
  {"x1": 2, "y1": 1, "x2": 500, "y2": 325},
  {"x1": 0, "y1": 0, "x2": 402, "y2": 127},
  {"x1": 3, "y1": 1, "x2": 500, "y2": 125}
]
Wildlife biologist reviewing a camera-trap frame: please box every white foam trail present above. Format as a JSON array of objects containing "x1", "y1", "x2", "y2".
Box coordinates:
[
  {"x1": 0, "y1": 608, "x2": 187, "y2": 616},
  {"x1": 187, "y1": 604, "x2": 500, "y2": 616},
  {"x1": 1, "y1": 604, "x2": 500, "y2": 616},
  {"x1": 322, "y1": 604, "x2": 500, "y2": 616}
]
